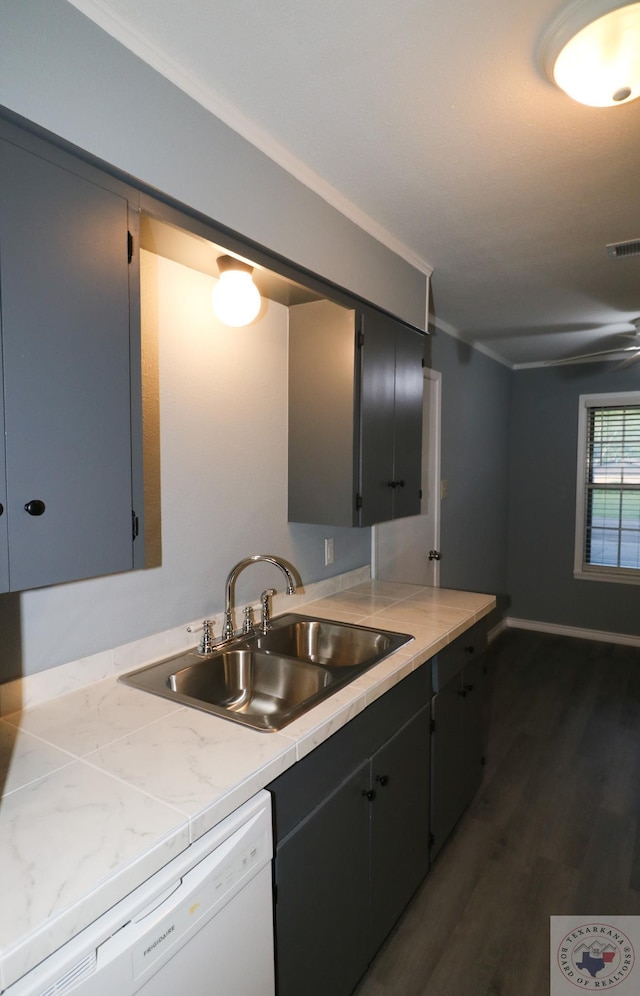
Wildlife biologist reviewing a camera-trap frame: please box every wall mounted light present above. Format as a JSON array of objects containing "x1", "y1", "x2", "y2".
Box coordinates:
[
  {"x1": 540, "y1": 0, "x2": 640, "y2": 106},
  {"x1": 211, "y1": 255, "x2": 261, "y2": 327}
]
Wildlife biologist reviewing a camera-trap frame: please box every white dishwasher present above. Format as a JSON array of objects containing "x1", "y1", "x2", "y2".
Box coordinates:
[{"x1": 6, "y1": 790, "x2": 275, "y2": 996}]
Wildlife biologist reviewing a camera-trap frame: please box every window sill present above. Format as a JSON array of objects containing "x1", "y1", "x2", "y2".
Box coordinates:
[{"x1": 574, "y1": 566, "x2": 640, "y2": 586}]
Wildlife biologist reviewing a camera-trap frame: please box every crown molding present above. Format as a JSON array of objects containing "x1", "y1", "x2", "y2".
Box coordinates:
[{"x1": 429, "y1": 315, "x2": 513, "y2": 369}]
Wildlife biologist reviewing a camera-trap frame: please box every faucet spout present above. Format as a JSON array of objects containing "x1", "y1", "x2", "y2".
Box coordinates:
[{"x1": 222, "y1": 555, "x2": 297, "y2": 640}]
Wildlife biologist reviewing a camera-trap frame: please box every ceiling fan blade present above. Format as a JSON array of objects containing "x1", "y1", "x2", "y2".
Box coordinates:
[
  {"x1": 544, "y1": 345, "x2": 639, "y2": 366},
  {"x1": 615, "y1": 350, "x2": 640, "y2": 371}
]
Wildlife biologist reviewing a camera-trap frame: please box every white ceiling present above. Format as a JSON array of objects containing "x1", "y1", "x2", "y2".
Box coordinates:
[{"x1": 68, "y1": 0, "x2": 640, "y2": 367}]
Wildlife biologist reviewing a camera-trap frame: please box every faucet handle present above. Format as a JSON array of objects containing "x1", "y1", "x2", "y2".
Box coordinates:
[
  {"x1": 261, "y1": 588, "x2": 277, "y2": 633},
  {"x1": 198, "y1": 619, "x2": 215, "y2": 655},
  {"x1": 242, "y1": 605, "x2": 254, "y2": 635}
]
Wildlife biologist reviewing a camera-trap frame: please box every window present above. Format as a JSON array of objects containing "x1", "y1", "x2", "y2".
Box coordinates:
[{"x1": 575, "y1": 392, "x2": 640, "y2": 584}]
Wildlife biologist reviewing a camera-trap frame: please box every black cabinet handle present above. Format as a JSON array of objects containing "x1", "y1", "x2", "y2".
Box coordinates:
[
  {"x1": 24, "y1": 500, "x2": 46, "y2": 516},
  {"x1": 362, "y1": 789, "x2": 376, "y2": 801},
  {"x1": 375, "y1": 774, "x2": 389, "y2": 787},
  {"x1": 396, "y1": 480, "x2": 405, "y2": 488},
  {"x1": 387, "y1": 480, "x2": 406, "y2": 489}
]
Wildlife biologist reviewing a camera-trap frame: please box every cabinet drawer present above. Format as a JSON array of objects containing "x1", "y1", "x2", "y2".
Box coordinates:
[{"x1": 431, "y1": 620, "x2": 487, "y2": 692}]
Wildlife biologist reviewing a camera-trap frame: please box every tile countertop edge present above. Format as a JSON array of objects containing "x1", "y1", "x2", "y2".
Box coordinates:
[{"x1": 0, "y1": 585, "x2": 495, "y2": 990}]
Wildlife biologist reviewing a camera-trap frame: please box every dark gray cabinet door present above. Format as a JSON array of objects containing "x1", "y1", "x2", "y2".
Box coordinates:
[
  {"x1": 458, "y1": 655, "x2": 487, "y2": 808},
  {"x1": 430, "y1": 675, "x2": 463, "y2": 859},
  {"x1": 359, "y1": 310, "x2": 423, "y2": 526},
  {"x1": 392, "y1": 322, "x2": 424, "y2": 520},
  {"x1": 274, "y1": 763, "x2": 370, "y2": 996},
  {"x1": 359, "y1": 309, "x2": 397, "y2": 525},
  {"x1": 0, "y1": 138, "x2": 136, "y2": 590},
  {"x1": 431, "y1": 655, "x2": 487, "y2": 859},
  {"x1": 369, "y1": 705, "x2": 431, "y2": 955}
]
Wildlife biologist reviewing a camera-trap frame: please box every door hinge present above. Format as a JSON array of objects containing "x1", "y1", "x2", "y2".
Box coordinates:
[
  {"x1": 127, "y1": 230, "x2": 133, "y2": 264},
  {"x1": 428, "y1": 832, "x2": 434, "y2": 848},
  {"x1": 357, "y1": 329, "x2": 365, "y2": 348},
  {"x1": 430, "y1": 717, "x2": 436, "y2": 733},
  {"x1": 356, "y1": 493, "x2": 363, "y2": 511},
  {"x1": 421, "y1": 357, "x2": 425, "y2": 367},
  {"x1": 481, "y1": 755, "x2": 487, "y2": 767},
  {"x1": 132, "y1": 510, "x2": 139, "y2": 540},
  {"x1": 419, "y1": 488, "x2": 423, "y2": 500}
]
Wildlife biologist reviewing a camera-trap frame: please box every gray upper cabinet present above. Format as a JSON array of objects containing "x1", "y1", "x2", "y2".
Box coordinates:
[
  {"x1": 0, "y1": 130, "x2": 143, "y2": 592},
  {"x1": 288, "y1": 299, "x2": 424, "y2": 527}
]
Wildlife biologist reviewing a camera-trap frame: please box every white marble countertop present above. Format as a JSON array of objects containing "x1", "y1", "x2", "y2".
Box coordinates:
[{"x1": 0, "y1": 581, "x2": 494, "y2": 991}]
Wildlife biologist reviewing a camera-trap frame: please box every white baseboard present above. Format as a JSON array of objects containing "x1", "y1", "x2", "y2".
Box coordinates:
[
  {"x1": 487, "y1": 618, "x2": 508, "y2": 643},
  {"x1": 505, "y1": 616, "x2": 640, "y2": 649}
]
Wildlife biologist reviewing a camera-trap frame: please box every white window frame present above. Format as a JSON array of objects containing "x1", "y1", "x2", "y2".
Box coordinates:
[{"x1": 574, "y1": 391, "x2": 640, "y2": 585}]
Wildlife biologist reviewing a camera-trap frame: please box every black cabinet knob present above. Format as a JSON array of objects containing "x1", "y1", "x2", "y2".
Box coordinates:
[
  {"x1": 388, "y1": 481, "x2": 397, "y2": 489},
  {"x1": 457, "y1": 689, "x2": 467, "y2": 698},
  {"x1": 375, "y1": 774, "x2": 389, "y2": 787},
  {"x1": 362, "y1": 789, "x2": 376, "y2": 801},
  {"x1": 397, "y1": 480, "x2": 406, "y2": 488},
  {"x1": 0, "y1": 503, "x2": 3, "y2": 516},
  {"x1": 24, "y1": 500, "x2": 46, "y2": 516},
  {"x1": 464, "y1": 645, "x2": 474, "y2": 655}
]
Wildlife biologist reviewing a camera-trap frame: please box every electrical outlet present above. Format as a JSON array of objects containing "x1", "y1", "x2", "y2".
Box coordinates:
[{"x1": 324, "y1": 537, "x2": 334, "y2": 566}]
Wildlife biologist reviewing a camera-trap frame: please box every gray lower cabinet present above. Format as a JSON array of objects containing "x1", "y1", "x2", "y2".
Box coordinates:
[
  {"x1": 0, "y1": 124, "x2": 143, "y2": 591},
  {"x1": 430, "y1": 622, "x2": 488, "y2": 859},
  {"x1": 288, "y1": 299, "x2": 424, "y2": 527},
  {"x1": 269, "y1": 667, "x2": 431, "y2": 996}
]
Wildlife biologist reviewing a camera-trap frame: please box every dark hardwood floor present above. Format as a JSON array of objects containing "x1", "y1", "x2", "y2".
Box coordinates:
[{"x1": 354, "y1": 628, "x2": 640, "y2": 996}]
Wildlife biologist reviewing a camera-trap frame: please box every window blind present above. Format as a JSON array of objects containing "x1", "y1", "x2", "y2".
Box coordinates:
[{"x1": 583, "y1": 404, "x2": 640, "y2": 570}]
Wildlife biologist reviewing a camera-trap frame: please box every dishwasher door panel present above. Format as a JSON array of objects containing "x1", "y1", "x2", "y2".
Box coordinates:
[{"x1": 92, "y1": 865, "x2": 274, "y2": 996}]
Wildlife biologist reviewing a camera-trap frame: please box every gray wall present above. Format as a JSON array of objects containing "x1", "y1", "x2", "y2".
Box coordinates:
[
  {"x1": 0, "y1": 0, "x2": 429, "y2": 679},
  {"x1": 428, "y1": 331, "x2": 511, "y2": 606},
  {"x1": 508, "y1": 362, "x2": 640, "y2": 637}
]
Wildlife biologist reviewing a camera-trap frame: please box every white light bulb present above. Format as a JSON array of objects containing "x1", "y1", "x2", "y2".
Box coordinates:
[{"x1": 211, "y1": 268, "x2": 261, "y2": 327}]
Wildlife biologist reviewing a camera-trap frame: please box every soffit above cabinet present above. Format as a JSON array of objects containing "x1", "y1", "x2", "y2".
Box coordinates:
[{"x1": 140, "y1": 214, "x2": 323, "y2": 308}]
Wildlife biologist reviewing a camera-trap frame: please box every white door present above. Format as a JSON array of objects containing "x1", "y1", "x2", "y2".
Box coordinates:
[{"x1": 372, "y1": 368, "x2": 441, "y2": 586}]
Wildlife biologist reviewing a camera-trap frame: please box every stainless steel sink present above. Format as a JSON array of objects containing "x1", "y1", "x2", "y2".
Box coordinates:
[
  {"x1": 120, "y1": 613, "x2": 412, "y2": 732},
  {"x1": 255, "y1": 614, "x2": 404, "y2": 668},
  {"x1": 169, "y1": 649, "x2": 334, "y2": 731}
]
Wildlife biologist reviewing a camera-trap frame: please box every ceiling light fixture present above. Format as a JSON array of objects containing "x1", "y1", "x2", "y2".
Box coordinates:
[
  {"x1": 540, "y1": 0, "x2": 640, "y2": 106},
  {"x1": 211, "y1": 255, "x2": 261, "y2": 327}
]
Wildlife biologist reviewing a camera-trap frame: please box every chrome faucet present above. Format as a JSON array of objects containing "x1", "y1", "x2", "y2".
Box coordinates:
[{"x1": 222, "y1": 555, "x2": 296, "y2": 640}]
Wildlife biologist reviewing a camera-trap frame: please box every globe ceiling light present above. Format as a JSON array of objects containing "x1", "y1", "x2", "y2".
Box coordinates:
[
  {"x1": 211, "y1": 255, "x2": 261, "y2": 327},
  {"x1": 539, "y1": 0, "x2": 640, "y2": 106}
]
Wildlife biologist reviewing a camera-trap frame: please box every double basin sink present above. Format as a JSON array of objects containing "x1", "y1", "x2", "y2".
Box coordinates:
[{"x1": 120, "y1": 613, "x2": 412, "y2": 732}]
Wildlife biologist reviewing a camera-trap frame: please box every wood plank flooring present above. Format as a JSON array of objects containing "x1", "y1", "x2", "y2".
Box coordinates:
[{"x1": 354, "y1": 628, "x2": 640, "y2": 996}]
